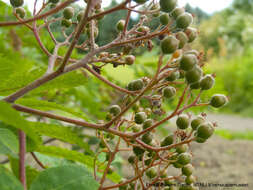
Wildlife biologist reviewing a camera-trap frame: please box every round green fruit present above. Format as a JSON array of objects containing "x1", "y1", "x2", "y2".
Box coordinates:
[
  {"x1": 15, "y1": 7, "x2": 26, "y2": 18},
  {"x1": 176, "y1": 144, "x2": 188, "y2": 153},
  {"x1": 161, "y1": 36, "x2": 179, "y2": 54},
  {"x1": 132, "y1": 125, "x2": 141, "y2": 133},
  {"x1": 128, "y1": 155, "x2": 136, "y2": 164},
  {"x1": 176, "y1": 31, "x2": 189, "y2": 49},
  {"x1": 109, "y1": 105, "x2": 121, "y2": 116},
  {"x1": 61, "y1": 19, "x2": 72, "y2": 28},
  {"x1": 133, "y1": 146, "x2": 145, "y2": 156},
  {"x1": 190, "y1": 82, "x2": 200, "y2": 90},
  {"x1": 77, "y1": 11, "x2": 84, "y2": 22},
  {"x1": 196, "y1": 122, "x2": 214, "y2": 139},
  {"x1": 176, "y1": 114, "x2": 189, "y2": 130},
  {"x1": 125, "y1": 55, "x2": 135, "y2": 65},
  {"x1": 191, "y1": 116, "x2": 205, "y2": 130},
  {"x1": 180, "y1": 54, "x2": 198, "y2": 71},
  {"x1": 63, "y1": 7, "x2": 74, "y2": 19},
  {"x1": 171, "y1": 7, "x2": 184, "y2": 19},
  {"x1": 177, "y1": 153, "x2": 192, "y2": 165},
  {"x1": 195, "y1": 137, "x2": 206, "y2": 143},
  {"x1": 161, "y1": 135, "x2": 174, "y2": 147},
  {"x1": 160, "y1": 0, "x2": 177, "y2": 13},
  {"x1": 160, "y1": 13, "x2": 170, "y2": 25},
  {"x1": 10, "y1": 0, "x2": 23, "y2": 7},
  {"x1": 95, "y1": 8, "x2": 104, "y2": 20},
  {"x1": 135, "y1": 112, "x2": 147, "y2": 124},
  {"x1": 163, "y1": 86, "x2": 176, "y2": 99},
  {"x1": 137, "y1": 26, "x2": 150, "y2": 35},
  {"x1": 185, "y1": 27, "x2": 198, "y2": 43},
  {"x1": 200, "y1": 74, "x2": 215, "y2": 90},
  {"x1": 185, "y1": 175, "x2": 196, "y2": 185},
  {"x1": 133, "y1": 0, "x2": 148, "y2": 4},
  {"x1": 116, "y1": 19, "x2": 125, "y2": 31},
  {"x1": 146, "y1": 168, "x2": 157, "y2": 179},
  {"x1": 176, "y1": 13, "x2": 193, "y2": 29},
  {"x1": 185, "y1": 66, "x2": 203, "y2": 84},
  {"x1": 142, "y1": 132, "x2": 153, "y2": 144},
  {"x1": 210, "y1": 94, "x2": 228, "y2": 108},
  {"x1": 185, "y1": 50, "x2": 199, "y2": 57},
  {"x1": 49, "y1": 0, "x2": 59, "y2": 3},
  {"x1": 173, "y1": 161, "x2": 183, "y2": 168},
  {"x1": 166, "y1": 70, "x2": 180, "y2": 81},
  {"x1": 132, "y1": 79, "x2": 144, "y2": 91},
  {"x1": 143, "y1": 119, "x2": 153, "y2": 129},
  {"x1": 182, "y1": 164, "x2": 194, "y2": 176}
]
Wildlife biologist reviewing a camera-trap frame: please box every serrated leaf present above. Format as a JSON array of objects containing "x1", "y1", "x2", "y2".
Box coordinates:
[
  {"x1": 28, "y1": 122, "x2": 92, "y2": 155},
  {"x1": 29, "y1": 164, "x2": 99, "y2": 190},
  {"x1": 0, "y1": 128, "x2": 19, "y2": 158},
  {"x1": 0, "y1": 166, "x2": 24, "y2": 190},
  {"x1": 0, "y1": 101, "x2": 42, "y2": 146}
]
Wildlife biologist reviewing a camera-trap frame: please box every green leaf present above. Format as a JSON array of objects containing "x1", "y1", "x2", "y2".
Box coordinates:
[
  {"x1": 0, "y1": 166, "x2": 24, "y2": 190},
  {"x1": 0, "y1": 128, "x2": 19, "y2": 158},
  {"x1": 28, "y1": 122, "x2": 92, "y2": 154},
  {"x1": 29, "y1": 164, "x2": 99, "y2": 190},
  {"x1": 0, "y1": 101, "x2": 42, "y2": 146}
]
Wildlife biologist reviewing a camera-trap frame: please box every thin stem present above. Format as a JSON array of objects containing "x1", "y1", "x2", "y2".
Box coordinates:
[
  {"x1": 18, "y1": 130, "x2": 26, "y2": 190},
  {"x1": 31, "y1": 152, "x2": 46, "y2": 169}
]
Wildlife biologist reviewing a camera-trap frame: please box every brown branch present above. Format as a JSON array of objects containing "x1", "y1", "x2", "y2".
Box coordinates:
[{"x1": 31, "y1": 152, "x2": 46, "y2": 169}]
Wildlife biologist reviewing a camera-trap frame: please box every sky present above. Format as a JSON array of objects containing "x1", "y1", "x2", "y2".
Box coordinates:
[{"x1": 2, "y1": 0, "x2": 233, "y2": 14}]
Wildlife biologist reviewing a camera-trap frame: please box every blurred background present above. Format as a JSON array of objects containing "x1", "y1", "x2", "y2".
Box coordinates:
[{"x1": 0, "y1": 0, "x2": 253, "y2": 189}]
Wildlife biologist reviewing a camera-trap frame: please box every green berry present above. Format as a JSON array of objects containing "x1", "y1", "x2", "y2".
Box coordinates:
[
  {"x1": 86, "y1": 27, "x2": 99, "y2": 38},
  {"x1": 195, "y1": 137, "x2": 206, "y2": 143},
  {"x1": 180, "y1": 54, "x2": 198, "y2": 71},
  {"x1": 77, "y1": 11, "x2": 84, "y2": 22},
  {"x1": 61, "y1": 19, "x2": 72, "y2": 28},
  {"x1": 125, "y1": 55, "x2": 135, "y2": 65},
  {"x1": 95, "y1": 8, "x2": 104, "y2": 20},
  {"x1": 191, "y1": 116, "x2": 205, "y2": 130},
  {"x1": 182, "y1": 164, "x2": 194, "y2": 176},
  {"x1": 142, "y1": 132, "x2": 153, "y2": 144},
  {"x1": 133, "y1": 146, "x2": 145, "y2": 156},
  {"x1": 63, "y1": 7, "x2": 74, "y2": 19},
  {"x1": 176, "y1": 32, "x2": 189, "y2": 49},
  {"x1": 176, "y1": 114, "x2": 189, "y2": 130},
  {"x1": 128, "y1": 155, "x2": 136, "y2": 164},
  {"x1": 176, "y1": 144, "x2": 188, "y2": 153},
  {"x1": 106, "y1": 113, "x2": 113, "y2": 121},
  {"x1": 185, "y1": 27, "x2": 198, "y2": 43},
  {"x1": 161, "y1": 36, "x2": 179, "y2": 54},
  {"x1": 177, "y1": 153, "x2": 192, "y2": 165},
  {"x1": 163, "y1": 86, "x2": 176, "y2": 99},
  {"x1": 146, "y1": 168, "x2": 157, "y2": 179},
  {"x1": 151, "y1": 4, "x2": 160, "y2": 17},
  {"x1": 173, "y1": 161, "x2": 183, "y2": 168},
  {"x1": 135, "y1": 112, "x2": 147, "y2": 124},
  {"x1": 49, "y1": 0, "x2": 59, "y2": 3},
  {"x1": 160, "y1": 13, "x2": 170, "y2": 25},
  {"x1": 190, "y1": 82, "x2": 200, "y2": 90},
  {"x1": 143, "y1": 119, "x2": 153, "y2": 129},
  {"x1": 210, "y1": 94, "x2": 228, "y2": 108},
  {"x1": 185, "y1": 50, "x2": 199, "y2": 57},
  {"x1": 133, "y1": 0, "x2": 148, "y2": 4},
  {"x1": 200, "y1": 74, "x2": 215, "y2": 90},
  {"x1": 166, "y1": 70, "x2": 180, "y2": 81},
  {"x1": 171, "y1": 7, "x2": 185, "y2": 19},
  {"x1": 105, "y1": 133, "x2": 115, "y2": 140},
  {"x1": 144, "y1": 158, "x2": 152, "y2": 166},
  {"x1": 161, "y1": 135, "x2": 174, "y2": 147},
  {"x1": 15, "y1": 7, "x2": 26, "y2": 18},
  {"x1": 10, "y1": 0, "x2": 23, "y2": 7},
  {"x1": 185, "y1": 66, "x2": 203, "y2": 84},
  {"x1": 109, "y1": 105, "x2": 121, "y2": 116},
  {"x1": 137, "y1": 26, "x2": 150, "y2": 36},
  {"x1": 160, "y1": 0, "x2": 177, "y2": 13},
  {"x1": 99, "y1": 139, "x2": 106, "y2": 148},
  {"x1": 132, "y1": 79, "x2": 144, "y2": 91},
  {"x1": 132, "y1": 125, "x2": 141, "y2": 132},
  {"x1": 185, "y1": 175, "x2": 196, "y2": 185},
  {"x1": 176, "y1": 13, "x2": 193, "y2": 29},
  {"x1": 196, "y1": 122, "x2": 214, "y2": 139},
  {"x1": 107, "y1": 167, "x2": 113, "y2": 174},
  {"x1": 116, "y1": 19, "x2": 125, "y2": 31}
]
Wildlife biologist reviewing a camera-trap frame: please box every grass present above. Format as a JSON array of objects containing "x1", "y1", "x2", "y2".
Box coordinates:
[{"x1": 215, "y1": 129, "x2": 253, "y2": 141}]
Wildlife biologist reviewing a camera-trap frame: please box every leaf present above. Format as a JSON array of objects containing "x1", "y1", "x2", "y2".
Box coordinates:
[
  {"x1": 0, "y1": 166, "x2": 24, "y2": 190},
  {"x1": 0, "y1": 128, "x2": 19, "y2": 158},
  {"x1": 29, "y1": 164, "x2": 99, "y2": 190},
  {"x1": 28, "y1": 122, "x2": 92, "y2": 154},
  {"x1": 0, "y1": 101, "x2": 42, "y2": 146}
]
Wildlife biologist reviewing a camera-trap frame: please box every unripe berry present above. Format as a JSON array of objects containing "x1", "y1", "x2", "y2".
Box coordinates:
[
  {"x1": 176, "y1": 31, "x2": 189, "y2": 49},
  {"x1": 143, "y1": 119, "x2": 153, "y2": 129},
  {"x1": 166, "y1": 70, "x2": 180, "y2": 81},
  {"x1": 160, "y1": 0, "x2": 177, "y2": 13},
  {"x1": 116, "y1": 19, "x2": 125, "y2": 31},
  {"x1": 133, "y1": 146, "x2": 145, "y2": 156},
  {"x1": 142, "y1": 132, "x2": 153, "y2": 144},
  {"x1": 132, "y1": 79, "x2": 144, "y2": 91},
  {"x1": 150, "y1": 4, "x2": 160, "y2": 17},
  {"x1": 180, "y1": 54, "x2": 198, "y2": 71},
  {"x1": 132, "y1": 125, "x2": 141, "y2": 132},
  {"x1": 95, "y1": 8, "x2": 104, "y2": 20},
  {"x1": 87, "y1": 26, "x2": 99, "y2": 38},
  {"x1": 77, "y1": 11, "x2": 84, "y2": 22},
  {"x1": 185, "y1": 66, "x2": 203, "y2": 84},
  {"x1": 109, "y1": 105, "x2": 121, "y2": 116},
  {"x1": 135, "y1": 112, "x2": 147, "y2": 124},
  {"x1": 182, "y1": 164, "x2": 194, "y2": 176},
  {"x1": 176, "y1": 114, "x2": 189, "y2": 130},
  {"x1": 196, "y1": 122, "x2": 214, "y2": 139},
  {"x1": 191, "y1": 116, "x2": 205, "y2": 130},
  {"x1": 177, "y1": 153, "x2": 192, "y2": 165},
  {"x1": 61, "y1": 19, "x2": 72, "y2": 28},
  {"x1": 107, "y1": 166, "x2": 113, "y2": 174},
  {"x1": 137, "y1": 26, "x2": 150, "y2": 35},
  {"x1": 63, "y1": 7, "x2": 74, "y2": 19},
  {"x1": 161, "y1": 36, "x2": 179, "y2": 54},
  {"x1": 171, "y1": 7, "x2": 184, "y2": 19},
  {"x1": 160, "y1": 13, "x2": 170, "y2": 25},
  {"x1": 210, "y1": 94, "x2": 228, "y2": 108},
  {"x1": 163, "y1": 86, "x2": 176, "y2": 99},
  {"x1": 190, "y1": 82, "x2": 200, "y2": 90},
  {"x1": 185, "y1": 175, "x2": 196, "y2": 185},
  {"x1": 161, "y1": 135, "x2": 174, "y2": 147},
  {"x1": 133, "y1": 0, "x2": 148, "y2": 4},
  {"x1": 185, "y1": 27, "x2": 198, "y2": 43},
  {"x1": 195, "y1": 137, "x2": 206, "y2": 143},
  {"x1": 10, "y1": 0, "x2": 23, "y2": 7},
  {"x1": 125, "y1": 55, "x2": 135, "y2": 65},
  {"x1": 185, "y1": 50, "x2": 199, "y2": 57},
  {"x1": 173, "y1": 162, "x2": 183, "y2": 168},
  {"x1": 144, "y1": 158, "x2": 152, "y2": 166},
  {"x1": 49, "y1": 0, "x2": 59, "y2": 3},
  {"x1": 146, "y1": 168, "x2": 157, "y2": 179},
  {"x1": 176, "y1": 13, "x2": 193, "y2": 29},
  {"x1": 200, "y1": 74, "x2": 215, "y2": 90},
  {"x1": 128, "y1": 155, "x2": 136, "y2": 164},
  {"x1": 15, "y1": 7, "x2": 26, "y2": 18},
  {"x1": 176, "y1": 144, "x2": 188, "y2": 153}
]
